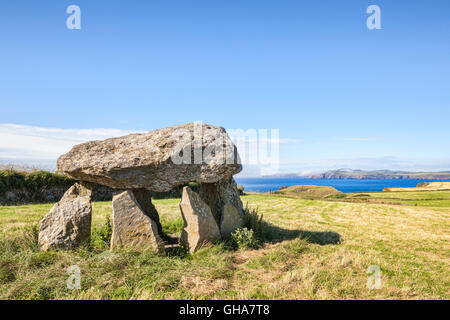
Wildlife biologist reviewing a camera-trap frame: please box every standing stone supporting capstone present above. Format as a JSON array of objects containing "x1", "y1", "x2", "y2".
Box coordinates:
[
  {"x1": 199, "y1": 176, "x2": 245, "y2": 223},
  {"x1": 218, "y1": 177, "x2": 245, "y2": 216},
  {"x1": 197, "y1": 183, "x2": 221, "y2": 225},
  {"x1": 111, "y1": 190, "x2": 165, "y2": 253},
  {"x1": 38, "y1": 183, "x2": 92, "y2": 251},
  {"x1": 131, "y1": 188, "x2": 163, "y2": 236},
  {"x1": 220, "y1": 203, "x2": 245, "y2": 239},
  {"x1": 180, "y1": 187, "x2": 221, "y2": 252}
]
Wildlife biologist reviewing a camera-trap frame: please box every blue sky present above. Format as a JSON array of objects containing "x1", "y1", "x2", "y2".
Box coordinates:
[{"x1": 0, "y1": 0, "x2": 449, "y2": 175}]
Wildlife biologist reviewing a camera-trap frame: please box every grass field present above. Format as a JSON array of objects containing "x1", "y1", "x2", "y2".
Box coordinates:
[
  {"x1": 345, "y1": 190, "x2": 450, "y2": 207},
  {"x1": 0, "y1": 191, "x2": 449, "y2": 300}
]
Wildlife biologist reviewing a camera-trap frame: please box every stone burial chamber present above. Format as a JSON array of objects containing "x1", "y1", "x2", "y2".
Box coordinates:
[{"x1": 38, "y1": 123, "x2": 245, "y2": 253}]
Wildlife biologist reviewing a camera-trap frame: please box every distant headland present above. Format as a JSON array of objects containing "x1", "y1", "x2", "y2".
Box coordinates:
[{"x1": 264, "y1": 169, "x2": 450, "y2": 180}]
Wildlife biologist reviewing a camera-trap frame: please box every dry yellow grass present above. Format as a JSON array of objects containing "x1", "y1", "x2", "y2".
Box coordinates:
[
  {"x1": 0, "y1": 193, "x2": 449, "y2": 300},
  {"x1": 384, "y1": 181, "x2": 450, "y2": 192},
  {"x1": 234, "y1": 195, "x2": 449, "y2": 299}
]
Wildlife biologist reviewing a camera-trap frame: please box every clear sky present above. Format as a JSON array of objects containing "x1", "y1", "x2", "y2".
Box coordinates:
[{"x1": 0, "y1": 0, "x2": 449, "y2": 175}]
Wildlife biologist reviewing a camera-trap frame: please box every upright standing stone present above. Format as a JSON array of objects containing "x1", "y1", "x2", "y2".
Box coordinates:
[
  {"x1": 218, "y1": 177, "x2": 245, "y2": 216},
  {"x1": 220, "y1": 203, "x2": 245, "y2": 239},
  {"x1": 180, "y1": 187, "x2": 221, "y2": 252},
  {"x1": 199, "y1": 176, "x2": 245, "y2": 223},
  {"x1": 111, "y1": 190, "x2": 165, "y2": 253},
  {"x1": 38, "y1": 183, "x2": 92, "y2": 251},
  {"x1": 131, "y1": 188, "x2": 163, "y2": 236}
]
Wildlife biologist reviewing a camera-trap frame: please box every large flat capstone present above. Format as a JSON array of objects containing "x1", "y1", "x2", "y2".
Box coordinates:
[{"x1": 57, "y1": 123, "x2": 242, "y2": 192}]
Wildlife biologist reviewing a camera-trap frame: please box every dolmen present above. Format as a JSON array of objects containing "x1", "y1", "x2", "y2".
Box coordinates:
[{"x1": 38, "y1": 123, "x2": 245, "y2": 253}]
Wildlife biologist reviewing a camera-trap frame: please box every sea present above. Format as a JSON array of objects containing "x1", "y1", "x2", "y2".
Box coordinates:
[{"x1": 234, "y1": 177, "x2": 450, "y2": 194}]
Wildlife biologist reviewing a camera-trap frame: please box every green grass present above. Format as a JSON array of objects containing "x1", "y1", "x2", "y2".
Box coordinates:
[
  {"x1": 0, "y1": 191, "x2": 449, "y2": 300},
  {"x1": 346, "y1": 190, "x2": 450, "y2": 207},
  {"x1": 272, "y1": 185, "x2": 342, "y2": 199}
]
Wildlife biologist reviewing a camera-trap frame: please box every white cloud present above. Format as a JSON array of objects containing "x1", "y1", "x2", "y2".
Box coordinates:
[
  {"x1": 0, "y1": 123, "x2": 134, "y2": 162},
  {"x1": 0, "y1": 123, "x2": 303, "y2": 172},
  {"x1": 7, "y1": 123, "x2": 446, "y2": 176}
]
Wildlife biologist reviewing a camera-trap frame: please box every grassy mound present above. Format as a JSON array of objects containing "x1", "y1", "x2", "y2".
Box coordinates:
[
  {"x1": 384, "y1": 181, "x2": 450, "y2": 192},
  {"x1": 272, "y1": 185, "x2": 342, "y2": 199}
]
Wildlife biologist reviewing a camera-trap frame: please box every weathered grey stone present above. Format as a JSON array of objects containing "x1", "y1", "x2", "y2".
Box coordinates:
[
  {"x1": 38, "y1": 183, "x2": 92, "y2": 251},
  {"x1": 57, "y1": 123, "x2": 242, "y2": 192},
  {"x1": 180, "y1": 187, "x2": 221, "y2": 252},
  {"x1": 220, "y1": 203, "x2": 245, "y2": 239},
  {"x1": 199, "y1": 176, "x2": 244, "y2": 224},
  {"x1": 111, "y1": 190, "x2": 165, "y2": 253},
  {"x1": 217, "y1": 177, "x2": 245, "y2": 216},
  {"x1": 131, "y1": 188, "x2": 163, "y2": 236}
]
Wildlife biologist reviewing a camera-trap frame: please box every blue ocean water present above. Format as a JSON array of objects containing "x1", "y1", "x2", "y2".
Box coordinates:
[{"x1": 234, "y1": 177, "x2": 450, "y2": 194}]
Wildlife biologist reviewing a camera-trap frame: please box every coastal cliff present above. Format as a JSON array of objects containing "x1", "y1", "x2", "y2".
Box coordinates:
[
  {"x1": 307, "y1": 169, "x2": 450, "y2": 180},
  {"x1": 264, "y1": 169, "x2": 450, "y2": 180}
]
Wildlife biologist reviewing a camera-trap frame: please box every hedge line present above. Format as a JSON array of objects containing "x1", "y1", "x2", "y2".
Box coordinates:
[
  {"x1": 0, "y1": 169, "x2": 244, "y2": 199},
  {"x1": 0, "y1": 170, "x2": 74, "y2": 195}
]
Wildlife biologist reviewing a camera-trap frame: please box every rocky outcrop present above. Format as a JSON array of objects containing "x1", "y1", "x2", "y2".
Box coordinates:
[
  {"x1": 110, "y1": 190, "x2": 165, "y2": 253},
  {"x1": 180, "y1": 187, "x2": 221, "y2": 253},
  {"x1": 38, "y1": 183, "x2": 92, "y2": 251},
  {"x1": 57, "y1": 123, "x2": 241, "y2": 192},
  {"x1": 306, "y1": 169, "x2": 450, "y2": 180}
]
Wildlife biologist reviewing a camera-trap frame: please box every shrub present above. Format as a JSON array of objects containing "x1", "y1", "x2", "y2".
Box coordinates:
[
  {"x1": 237, "y1": 185, "x2": 245, "y2": 195},
  {"x1": 229, "y1": 204, "x2": 268, "y2": 250},
  {"x1": 0, "y1": 169, "x2": 73, "y2": 196},
  {"x1": 243, "y1": 204, "x2": 264, "y2": 239},
  {"x1": 91, "y1": 215, "x2": 113, "y2": 249},
  {"x1": 231, "y1": 228, "x2": 261, "y2": 250},
  {"x1": 325, "y1": 193, "x2": 347, "y2": 199},
  {"x1": 351, "y1": 194, "x2": 370, "y2": 198}
]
